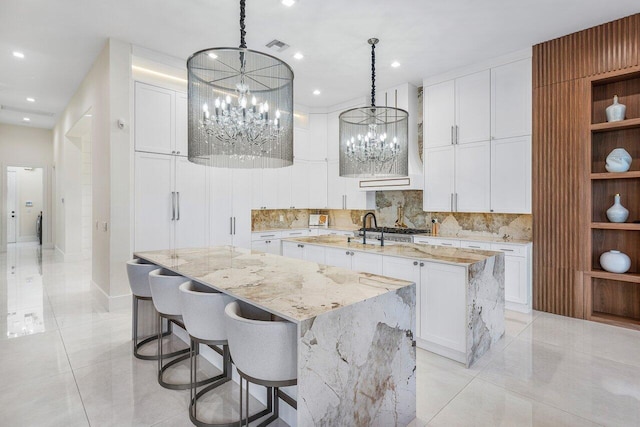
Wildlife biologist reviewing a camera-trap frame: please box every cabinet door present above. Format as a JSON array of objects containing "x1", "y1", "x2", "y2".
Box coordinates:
[
  {"x1": 209, "y1": 168, "x2": 232, "y2": 246},
  {"x1": 491, "y1": 136, "x2": 531, "y2": 214},
  {"x1": 455, "y1": 141, "x2": 490, "y2": 212},
  {"x1": 304, "y1": 245, "x2": 325, "y2": 264},
  {"x1": 293, "y1": 127, "x2": 311, "y2": 162},
  {"x1": 491, "y1": 59, "x2": 532, "y2": 139},
  {"x1": 174, "y1": 157, "x2": 208, "y2": 249},
  {"x1": 290, "y1": 161, "x2": 309, "y2": 209},
  {"x1": 277, "y1": 167, "x2": 292, "y2": 209},
  {"x1": 351, "y1": 252, "x2": 383, "y2": 275},
  {"x1": 261, "y1": 169, "x2": 279, "y2": 209},
  {"x1": 308, "y1": 113, "x2": 328, "y2": 161},
  {"x1": 134, "y1": 152, "x2": 174, "y2": 251},
  {"x1": 383, "y1": 256, "x2": 421, "y2": 335},
  {"x1": 282, "y1": 241, "x2": 304, "y2": 260},
  {"x1": 455, "y1": 70, "x2": 491, "y2": 145},
  {"x1": 324, "y1": 247, "x2": 352, "y2": 269},
  {"x1": 174, "y1": 92, "x2": 188, "y2": 156},
  {"x1": 421, "y1": 262, "x2": 466, "y2": 352},
  {"x1": 424, "y1": 80, "x2": 455, "y2": 148},
  {"x1": 251, "y1": 169, "x2": 264, "y2": 209},
  {"x1": 345, "y1": 179, "x2": 373, "y2": 210},
  {"x1": 231, "y1": 169, "x2": 253, "y2": 250},
  {"x1": 308, "y1": 161, "x2": 328, "y2": 208},
  {"x1": 326, "y1": 160, "x2": 345, "y2": 209},
  {"x1": 326, "y1": 111, "x2": 341, "y2": 161},
  {"x1": 504, "y1": 255, "x2": 528, "y2": 305},
  {"x1": 423, "y1": 146, "x2": 455, "y2": 211},
  {"x1": 251, "y1": 240, "x2": 270, "y2": 254},
  {"x1": 135, "y1": 83, "x2": 174, "y2": 154}
]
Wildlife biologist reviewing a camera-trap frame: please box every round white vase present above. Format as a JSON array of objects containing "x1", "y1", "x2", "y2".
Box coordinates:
[
  {"x1": 606, "y1": 194, "x2": 629, "y2": 223},
  {"x1": 606, "y1": 95, "x2": 626, "y2": 122},
  {"x1": 605, "y1": 148, "x2": 632, "y2": 173},
  {"x1": 600, "y1": 250, "x2": 631, "y2": 273}
]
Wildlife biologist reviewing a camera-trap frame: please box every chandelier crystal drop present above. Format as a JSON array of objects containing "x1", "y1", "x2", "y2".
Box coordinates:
[
  {"x1": 339, "y1": 39, "x2": 408, "y2": 177},
  {"x1": 187, "y1": 0, "x2": 294, "y2": 168}
]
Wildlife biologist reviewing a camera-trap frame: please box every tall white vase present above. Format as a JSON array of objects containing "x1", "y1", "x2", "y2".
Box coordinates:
[
  {"x1": 606, "y1": 194, "x2": 629, "y2": 223},
  {"x1": 605, "y1": 95, "x2": 626, "y2": 122}
]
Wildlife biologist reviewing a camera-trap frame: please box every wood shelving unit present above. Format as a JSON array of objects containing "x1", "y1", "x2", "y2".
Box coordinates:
[{"x1": 586, "y1": 67, "x2": 640, "y2": 330}]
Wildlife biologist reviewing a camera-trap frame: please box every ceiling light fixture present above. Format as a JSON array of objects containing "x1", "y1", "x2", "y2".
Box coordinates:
[
  {"x1": 281, "y1": 0, "x2": 296, "y2": 7},
  {"x1": 338, "y1": 38, "x2": 408, "y2": 178},
  {"x1": 293, "y1": 52, "x2": 304, "y2": 60},
  {"x1": 26, "y1": 97, "x2": 35, "y2": 102},
  {"x1": 187, "y1": 0, "x2": 294, "y2": 168},
  {"x1": 22, "y1": 117, "x2": 30, "y2": 122},
  {"x1": 391, "y1": 61, "x2": 401, "y2": 68},
  {"x1": 313, "y1": 90, "x2": 321, "y2": 95},
  {"x1": 13, "y1": 51, "x2": 25, "y2": 59}
]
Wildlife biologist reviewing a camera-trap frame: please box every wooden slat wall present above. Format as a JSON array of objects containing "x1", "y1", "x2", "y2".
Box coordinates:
[{"x1": 533, "y1": 14, "x2": 640, "y2": 317}]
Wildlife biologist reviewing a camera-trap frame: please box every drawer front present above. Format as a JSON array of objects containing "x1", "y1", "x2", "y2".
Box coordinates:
[
  {"x1": 490, "y1": 242, "x2": 528, "y2": 256},
  {"x1": 252, "y1": 231, "x2": 282, "y2": 241},
  {"x1": 460, "y1": 240, "x2": 492, "y2": 250},
  {"x1": 282, "y1": 229, "x2": 311, "y2": 238},
  {"x1": 413, "y1": 237, "x2": 436, "y2": 245}
]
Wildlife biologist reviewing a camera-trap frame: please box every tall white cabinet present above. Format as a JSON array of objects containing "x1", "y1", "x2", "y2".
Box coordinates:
[{"x1": 423, "y1": 57, "x2": 532, "y2": 214}]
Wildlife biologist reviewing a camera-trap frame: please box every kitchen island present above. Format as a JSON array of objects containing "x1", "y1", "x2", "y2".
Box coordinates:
[
  {"x1": 282, "y1": 235, "x2": 505, "y2": 367},
  {"x1": 135, "y1": 246, "x2": 416, "y2": 426}
]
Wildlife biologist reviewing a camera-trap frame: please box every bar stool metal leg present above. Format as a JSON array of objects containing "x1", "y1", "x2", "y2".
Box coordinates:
[
  {"x1": 132, "y1": 295, "x2": 172, "y2": 360},
  {"x1": 156, "y1": 313, "x2": 191, "y2": 390}
]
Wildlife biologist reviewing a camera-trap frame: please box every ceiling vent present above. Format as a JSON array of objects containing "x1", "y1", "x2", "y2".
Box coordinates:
[
  {"x1": 0, "y1": 105, "x2": 55, "y2": 117},
  {"x1": 265, "y1": 39, "x2": 290, "y2": 52}
]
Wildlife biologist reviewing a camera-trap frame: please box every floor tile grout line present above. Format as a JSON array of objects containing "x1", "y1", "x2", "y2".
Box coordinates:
[
  {"x1": 422, "y1": 374, "x2": 475, "y2": 425},
  {"x1": 56, "y1": 325, "x2": 92, "y2": 426}
]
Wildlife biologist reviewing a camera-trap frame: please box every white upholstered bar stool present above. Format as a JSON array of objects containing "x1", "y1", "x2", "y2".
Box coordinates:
[
  {"x1": 224, "y1": 301, "x2": 298, "y2": 427},
  {"x1": 148, "y1": 268, "x2": 192, "y2": 390},
  {"x1": 126, "y1": 258, "x2": 173, "y2": 360},
  {"x1": 179, "y1": 281, "x2": 236, "y2": 427}
]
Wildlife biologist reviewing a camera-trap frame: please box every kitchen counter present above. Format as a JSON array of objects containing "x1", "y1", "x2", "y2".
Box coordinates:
[
  {"x1": 285, "y1": 234, "x2": 502, "y2": 266},
  {"x1": 134, "y1": 246, "x2": 416, "y2": 426},
  {"x1": 414, "y1": 233, "x2": 532, "y2": 244}
]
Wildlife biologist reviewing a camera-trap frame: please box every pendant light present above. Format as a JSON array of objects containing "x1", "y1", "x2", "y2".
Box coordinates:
[
  {"x1": 339, "y1": 38, "x2": 408, "y2": 177},
  {"x1": 187, "y1": 0, "x2": 294, "y2": 168}
]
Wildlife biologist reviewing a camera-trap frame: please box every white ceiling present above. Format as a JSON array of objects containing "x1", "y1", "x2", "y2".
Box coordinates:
[{"x1": 1, "y1": 0, "x2": 639, "y2": 129}]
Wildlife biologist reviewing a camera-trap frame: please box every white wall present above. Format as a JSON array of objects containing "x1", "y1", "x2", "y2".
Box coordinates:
[
  {"x1": 53, "y1": 38, "x2": 132, "y2": 308},
  {"x1": 0, "y1": 124, "x2": 53, "y2": 249}
]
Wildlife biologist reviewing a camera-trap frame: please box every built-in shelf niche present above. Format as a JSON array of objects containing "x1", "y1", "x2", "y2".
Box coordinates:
[
  {"x1": 591, "y1": 71, "x2": 640, "y2": 125},
  {"x1": 590, "y1": 128, "x2": 640, "y2": 174}
]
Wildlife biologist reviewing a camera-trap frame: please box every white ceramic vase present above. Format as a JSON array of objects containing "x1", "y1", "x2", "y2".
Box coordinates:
[
  {"x1": 605, "y1": 148, "x2": 632, "y2": 173},
  {"x1": 605, "y1": 95, "x2": 626, "y2": 122},
  {"x1": 606, "y1": 194, "x2": 629, "y2": 223},
  {"x1": 600, "y1": 250, "x2": 631, "y2": 273}
]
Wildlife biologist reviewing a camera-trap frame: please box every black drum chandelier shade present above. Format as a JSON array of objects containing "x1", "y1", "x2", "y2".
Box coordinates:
[
  {"x1": 339, "y1": 38, "x2": 409, "y2": 178},
  {"x1": 187, "y1": 0, "x2": 294, "y2": 168}
]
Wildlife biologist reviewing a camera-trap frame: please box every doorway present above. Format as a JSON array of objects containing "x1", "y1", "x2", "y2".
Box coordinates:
[{"x1": 6, "y1": 167, "x2": 44, "y2": 245}]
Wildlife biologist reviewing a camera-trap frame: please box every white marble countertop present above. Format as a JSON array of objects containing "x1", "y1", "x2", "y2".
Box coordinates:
[
  {"x1": 252, "y1": 225, "x2": 359, "y2": 233},
  {"x1": 283, "y1": 235, "x2": 502, "y2": 266},
  {"x1": 134, "y1": 246, "x2": 413, "y2": 324},
  {"x1": 413, "y1": 233, "x2": 532, "y2": 244}
]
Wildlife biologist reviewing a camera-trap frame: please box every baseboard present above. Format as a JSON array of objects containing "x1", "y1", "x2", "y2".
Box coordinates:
[
  {"x1": 91, "y1": 280, "x2": 131, "y2": 312},
  {"x1": 17, "y1": 236, "x2": 38, "y2": 243},
  {"x1": 416, "y1": 337, "x2": 467, "y2": 366},
  {"x1": 506, "y1": 301, "x2": 532, "y2": 313},
  {"x1": 42, "y1": 242, "x2": 54, "y2": 249},
  {"x1": 55, "y1": 246, "x2": 85, "y2": 262}
]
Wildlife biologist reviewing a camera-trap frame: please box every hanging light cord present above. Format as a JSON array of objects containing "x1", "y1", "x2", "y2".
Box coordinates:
[
  {"x1": 370, "y1": 41, "x2": 376, "y2": 107},
  {"x1": 239, "y1": 0, "x2": 247, "y2": 48}
]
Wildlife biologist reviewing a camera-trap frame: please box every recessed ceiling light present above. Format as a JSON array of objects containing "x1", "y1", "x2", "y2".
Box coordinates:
[
  {"x1": 22, "y1": 117, "x2": 30, "y2": 122},
  {"x1": 26, "y1": 97, "x2": 35, "y2": 102},
  {"x1": 313, "y1": 89, "x2": 321, "y2": 95},
  {"x1": 391, "y1": 61, "x2": 401, "y2": 68},
  {"x1": 282, "y1": 0, "x2": 296, "y2": 6},
  {"x1": 13, "y1": 51, "x2": 25, "y2": 59},
  {"x1": 293, "y1": 52, "x2": 304, "y2": 60},
  {"x1": 207, "y1": 52, "x2": 218, "y2": 59}
]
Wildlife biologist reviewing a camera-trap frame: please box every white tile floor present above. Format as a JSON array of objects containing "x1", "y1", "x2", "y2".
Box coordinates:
[{"x1": 1, "y1": 243, "x2": 639, "y2": 426}]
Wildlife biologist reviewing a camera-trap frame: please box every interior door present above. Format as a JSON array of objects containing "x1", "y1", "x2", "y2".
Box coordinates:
[{"x1": 7, "y1": 170, "x2": 17, "y2": 243}]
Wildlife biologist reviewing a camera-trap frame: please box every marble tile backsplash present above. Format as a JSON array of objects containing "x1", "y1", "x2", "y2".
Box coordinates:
[{"x1": 251, "y1": 190, "x2": 532, "y2": 241}]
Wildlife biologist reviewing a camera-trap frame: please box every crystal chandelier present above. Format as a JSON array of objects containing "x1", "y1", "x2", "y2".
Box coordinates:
[
  {"x1": 339, "y1": 38, "x2": 408, "y2": 177},
  {"x1": 187, "y1": 0, "x2": 294, "y2": 168}
]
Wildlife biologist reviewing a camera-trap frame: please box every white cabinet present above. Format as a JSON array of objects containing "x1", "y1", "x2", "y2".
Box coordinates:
[
  {"x1": 209, "y1": 169, "x2": 252, "y2": 249},
  {"x1": 455, "y1": 141, "x2": 491, "y2": 212},
  {"x1": 413, "y1": 236, "x2": 460, "y2": 248},
  {"x1": 351, "y1": 251, "x2": 383, "y2": 275},
  {"x1": 491, "y1": 58, "x2": 532, "y2": 140},
  {"x1": 296, "y1": 114, "x2": 327, "y2": 162},
  {"x1": 134, "y1": 152, "x2": 207, "y2": 252},
  {"x1": 459, "y1": 240, "x2": 492, "y2": 250},
  {"x1": 491, "y1": 242, "x2": 532, "y2": 312},
  {"x1": 281, "y1": 240, "x2": 325, "y2": 264},
  {"x1": 327, "y1": 160, "x2": 375, "y2": 210},
  {"x1": 252, "y1": 239, "x2": 281, "y2": 255},
  {"x1": 307, "y1": 161, "x2": 328, "y2": 208},
  {"x1": 134, "y1": 82, "x2": 187, "y2": 156},
  {"x1": 424, "y1": 71, "x2": 490, "y2": 148},
  {"x1": 382, "y1": 256, "x2": 423, "y2": 335},
  {"x1": 324, "y1": 246, "x2": 353, "y2": 270},
  {"x1": 423, "y1": 142, "x2": 490, "y2": 213},
  {"x1": 290, "y1": 162, "x2": 309, "y2": 209},
  {"x1": 311, "y1": 245, "x2": 382, "y2": 274},
  {"x1": 490, "y1": 136, "x2": 531, "y2": 214},
  {"x1": 318, "y1": 229, "x2": 355, "y2": 237},
  {"x1": 304, "y1": 244, "x2": 326, "y2": 264},
  {"x1": 282, "y1": 241, "x2": 305, "y2": 260}
]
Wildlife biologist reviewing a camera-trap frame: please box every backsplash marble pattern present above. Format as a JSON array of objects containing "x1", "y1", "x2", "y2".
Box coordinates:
[{"x1": 252, "y1": 190, "x2": 532, "y2": 241}]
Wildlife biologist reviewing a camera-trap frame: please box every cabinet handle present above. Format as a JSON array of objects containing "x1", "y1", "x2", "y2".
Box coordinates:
[
  {"x1": 266, "y1": 240, "x2": 271, "y2": 244},
  {"x1": 346, "y1": 251, "x2": 350, "y2": 255},
  {"x1": 233, "y1": 217, "x2": 236, "y2": 235},
  {"x1": 455, "y1": 125, "x2": 459, "y2": 144},
  {"x1": 441, "y1": 243, "x2": 453, "y2": 246},
  {"x1": 455, "y1": 193, "x2": 458, "y2": 212},
  {"x1": 290, "y1": 232, "x2": 302, "y2": 235},
  {"x1": 261, "y1": 234, "x2": 275, "y2": 238},
  {"x1": 413, "y1": 261, "x2": 418, "y2": 266},
  {"x1": 171, "y1": 192, "x2": 176, "y2": 220},
  {"x1": 171, "y1": 150, "x2": 176, "y2": 154},
  {"x1": 420, "y1": 262, "x2": 425, "y2": 267},
  {"x1": 176, "y1": 150, "x2": 181, "y2": 155},
  {"x1": 468, "y1": 245, "x2": 481, "y2": 249},
  {"x1": 499, "y1": 248, "x2": 514, "y2": 252},
  {"x1": 351, "y1": 251, "x2": 355, "y2": 256},
  {"x1": 451, "y1": 126, "x2": 454, "y2": 145},
  {"x1": 450, "y1": 193, "x2": 454, "y2": 212},
  {"x1": 176, "y1": 192, "x2": 180, "y2": 220}
]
